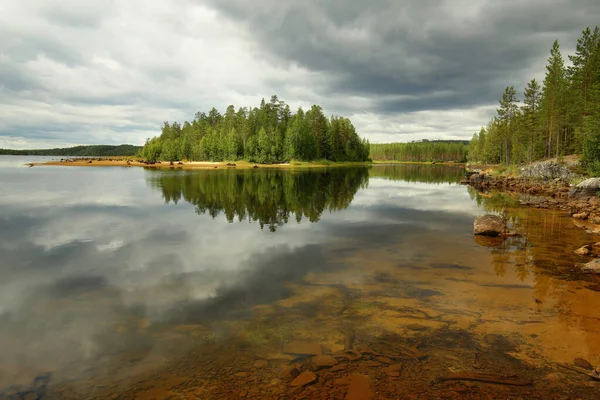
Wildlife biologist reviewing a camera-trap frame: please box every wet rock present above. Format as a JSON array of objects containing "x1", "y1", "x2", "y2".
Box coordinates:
[
  {"x1": 376, "y1": 356, "x2": 394, "y2": 365},
  {"x1": 574, "y1": 358, "x2": 594, "y2": 370},
  {"x1": 283, "y1": 341, "x2": 322, "y2": 356},
  {"x1": 290, "y1": 370, "x2": 317, "y2": 387},
  {"x1": 406, "y1": 324, "x2": 427, "y2": 331},
  {"x1": 582, "y1": 259, "x2": 600, "y2": 274},
  {"x1": 573, "y1": 212, "x2": 589, "y2": 220},
  {"x1": 281, "y1": 366, "x2": 301, "y2": 379},
  {"x1": 346, "y1": 373, "x2": 374, "y2": 400},
  {"x1": 363, "y1": 360, "x2": 382, "y2": 367},
  {"x1": 235, "y1": 372, "x2": 251, "y2": 378},
  {"x1": 253, "y1": 360, "x2": 269, "y2": 368},
  {"x1": 574, "y1": 246, "x2": 591, "y2": 256},
  {"x1": 312, "y1": 355, "x2": 338, "y2": 368},
  {"x1": 569, "y1": 178, "x2": 600, "y2": 200},
  {"x1": 473, "y1": 214, "x2": 507, "y2": 237},
  {"x1": 330, "y1": 364, "x2": 346, "y2": 372}
]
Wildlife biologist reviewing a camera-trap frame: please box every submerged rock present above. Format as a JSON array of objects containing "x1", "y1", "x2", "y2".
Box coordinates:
[
  {"x1": 290, "y1": 370, "x2": 316, "y2": 387},
  {"x1": 311, "y1": 355, "x2": 338, "y2": 368},
  {"x1": 473, "y1": 214, "x2": 507, "y2": 237},
  {"x1": 346, "y1": 373, "x2": 374, "y2": 400},
  {"x1": 569, "y1": 178, "x2": 600, "y2": 200},
  {"x1": 574, "y1": 358, "x2": 594, "y2": 370},
  {"x1": 283, "y1": 341, "x2": 322, "y2": 356}
]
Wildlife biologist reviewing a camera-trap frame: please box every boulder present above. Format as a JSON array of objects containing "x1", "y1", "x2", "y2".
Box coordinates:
[
  {"x1": 569, "y1": 178, "x2": 600, "y2": 200},
  {"x1": 473, "y1": 214, "x2": 507, "y2": 237},
  {"x1": 572, "y1": 212, "x2": 589, "y2": 220},
  {"x1": 582, "y1": 259, "x2": 600, "y2": 274},
  {"x1": 574, "y1": 246, "x2": 591, "y2": 256},
  {"x1": 519, "y1": 160, "x2": 574, "y2": 181}
]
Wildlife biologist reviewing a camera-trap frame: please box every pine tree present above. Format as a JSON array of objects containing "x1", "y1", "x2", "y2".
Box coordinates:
[{"x1": 522, "y1": 79, "x2": 541, "y2": 162}]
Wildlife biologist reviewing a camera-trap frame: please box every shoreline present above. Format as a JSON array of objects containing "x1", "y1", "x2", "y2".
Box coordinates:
[
  {"x1": 30, "y1": 158, "x2": 468, "y2": 169},
  {"x1": 463, "y1": 169, "x2": 600, "y2": 228},
  {"x1": 31, "y1": 158, "x2": 374, "y2": 170}
]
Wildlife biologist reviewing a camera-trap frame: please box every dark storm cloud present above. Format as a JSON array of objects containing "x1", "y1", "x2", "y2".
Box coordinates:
[{"x1": 206, "y1": 0, "x2": 600, "y2": 113}]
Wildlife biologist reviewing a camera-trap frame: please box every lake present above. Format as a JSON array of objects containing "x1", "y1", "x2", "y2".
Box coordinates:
[{"x1": 1, "y1": 156, "x2": 599, "y2": 399}]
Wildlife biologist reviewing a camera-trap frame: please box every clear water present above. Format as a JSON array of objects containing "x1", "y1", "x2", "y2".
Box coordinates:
[{"x1": 0, "y1": 157, "x2": 598, "y2": 399}]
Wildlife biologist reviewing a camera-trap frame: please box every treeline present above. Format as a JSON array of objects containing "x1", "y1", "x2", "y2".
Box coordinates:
[
  {"x1": 140, "y1": 96, "x2": 370, "y2": 163},
  {"x1": 369, "y1": 140, "x2": 468, "y2": 162},
  {"x1": 0, "y1": 145, "x2": 141, "y2": 156},
  {"x1": 146, "y1": 168, "x2": 369, "y2": 231},
  {"x1": 468, "y1": 26, "x2": 600, "y2": 173},
  {"x1": 369, "y1": 164, "x2": 466, "y2": 184}
]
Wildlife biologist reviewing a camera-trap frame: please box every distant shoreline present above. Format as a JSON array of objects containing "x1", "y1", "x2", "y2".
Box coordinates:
[{"x1": 32, "y1": 158, "x2": 372, "y2": 169}]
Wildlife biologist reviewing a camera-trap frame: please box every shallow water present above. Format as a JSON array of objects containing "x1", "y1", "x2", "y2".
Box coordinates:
[{"x1": 1, "y1": 157, "x2": 599, "y2": 399}]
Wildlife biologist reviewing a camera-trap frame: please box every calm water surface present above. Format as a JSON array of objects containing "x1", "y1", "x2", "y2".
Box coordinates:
[{"x1": 1, "y1": 156, "x2": 599, "y2": 399}]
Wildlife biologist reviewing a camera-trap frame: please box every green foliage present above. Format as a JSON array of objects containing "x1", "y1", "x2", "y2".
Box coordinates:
[
  {"x1": 140, "y1": 96, "x2": 370, "y2": 163},
  {"x1": 147, "y1": 167, "x2": 369, "y2": 231},
  {"x1": 468, "y1": 27, "x2": 600, "y2": 175},
  {"x1": 0, "y1": 145, "x2": 142, "y2": 156},
  {"x1": 369, "y1": 140, "x2": 468, "y2": 162}
]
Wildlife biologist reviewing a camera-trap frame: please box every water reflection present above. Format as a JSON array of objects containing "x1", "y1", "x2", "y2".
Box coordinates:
[
  {"x1": 369, "y1": 163, "x2": 465, "y2": 184},
  {"x1": 0, "y1": 159, "x2": 599, "y2": 399},
  {"x1": 146, "y1": 168, "x2": 369, "y2": 231}
]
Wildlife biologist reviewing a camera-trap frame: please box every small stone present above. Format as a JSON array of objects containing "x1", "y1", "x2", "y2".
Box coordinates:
[
  {"x1": 574, "y1": 358, "x2": 594, "y2": 370},
  {"x1": 253, "y1": 360, "x2": 269, "y2": 368},
  {"x1": 575, "y1": 246, "x2": 590, "y2": 256},
  {"x1": 363, "y1": 360, "x2": 381, "y2": 367},
  {"x1": 290, "y1": 371, "x2": 317, "y2": 387},
  {"x1": 312, "y1": 355, "x2": 338, "y2": 368},
  {"x1": 281, "y1": 366, "x2": 300, "y2": 379},
  {"x1": 376, "y1": 356, "x2": 394, "y2": 365},
  {"x1": 283, "y1": 341, "x2": 322, "y2": 356},
  {"x1": 406, "y1": 324, "x2": 427, "y2": 331},
  {"x1": 330, "y1": 364, "x2": 346, "y2": 372},
  {"x1": 235, "y1": 372, "x2": 251, "y2": 378}
]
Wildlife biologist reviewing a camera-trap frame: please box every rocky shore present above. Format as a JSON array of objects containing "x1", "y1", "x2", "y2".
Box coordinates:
[{"x1": 462, "y1": 159, "x2": 600, "y2": 223}]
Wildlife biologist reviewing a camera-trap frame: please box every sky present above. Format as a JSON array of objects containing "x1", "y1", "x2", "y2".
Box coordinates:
[{"x1": 1, "y1": 0, "x2": 599, "y2": 149}]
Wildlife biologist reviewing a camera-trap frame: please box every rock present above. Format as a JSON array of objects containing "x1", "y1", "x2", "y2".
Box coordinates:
[
  {"x1": 569, "y1": 178, "x2": 600, "y2": 200},
  {"x1": 253, "y1": 360, "x2": 269, "y2": 368},
  {"x1": 574, "y1": 246, "x2": 591, "y2": 256},
  {"x1": 235, "y1": 372, "x2": 251, "y2": 378},
  {"x1": 519, "y1": 160, "x2": 575, "y2": 181},
  {"x1": 590, "y1": 216, "x2": 600, "y2": 225},
  {"x1": 290, "y1": 371, "x2": 317, "y2": 387},
  {"x1": 582, "y1": 259, "x2": 600, "y2": 274},
  {"x1": 574, "y1": 358, "x2": 594, "y2": 370},
  {"x1": 312, "y1": 355, "x2": 338, "y2": 368},
  {"x1": 283, "y1": 341, "x2": 322, "y2": 356},
  {"x1": 376, "y1": 356, "x2": 395, "y2": 365},
  {"x1": 281, "y1": 366, "x2": 301, "y2": 379},
  {"x1": 572, "y1": 212, "x2": 589, "y2": 220},
  {"x1": 473, "y1": 214, "x2": 507, "y2": 237},
  {"x1": 406, "y1": 324, "x2": 427, "y2": 331},
  {"x1": 346, "y1": 373, "x2": 374, "y2": 400},
  {"x1": 330, "y1": 364, "x2": 346, "y2": 372}
]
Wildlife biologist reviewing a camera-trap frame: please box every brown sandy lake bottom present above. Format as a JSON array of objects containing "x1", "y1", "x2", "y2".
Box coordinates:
[{"x1": 0, "y1": 157, "x2": 599, "y2": 399}]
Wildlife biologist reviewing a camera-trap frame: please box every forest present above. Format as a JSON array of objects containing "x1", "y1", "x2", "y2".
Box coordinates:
[
  {"x1": 369, "y1": 140, "x2": 468, "y2": 162},
  {"x1": 467, "y1": 26, "x2": 600, "y2": 173},
  {"x1": 140, "y1": 96, "x2": 371, "y2": 163},
  {"x1": 146, "y1": 168, "x2": 369, "y2": 231},
  {"x1": 0, "y1": 145, "x2": 141, "y2": 156}
]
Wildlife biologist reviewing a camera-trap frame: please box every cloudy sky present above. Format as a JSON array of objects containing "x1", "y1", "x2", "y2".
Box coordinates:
[{"x1": 1, "y1": 0, "x2": 599, "y2": 148}]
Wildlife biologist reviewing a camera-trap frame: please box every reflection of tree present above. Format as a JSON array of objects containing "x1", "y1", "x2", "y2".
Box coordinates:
[
  {"x1": 470, "y1": 189, "x2": 584, "y2": 303},
  {"x1": 146, "y1": 168, "x2": 369, "y2": 231},
  {"x1": 369, "y1": 164, "x2": 465, "y2": 184}
]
